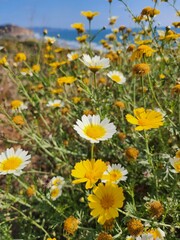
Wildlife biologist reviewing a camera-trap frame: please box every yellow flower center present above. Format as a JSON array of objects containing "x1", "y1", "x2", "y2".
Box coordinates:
[
  {"x1": 11, "y1": 100, "x2": 23, "y2": 109},
  {"x1": 148, "y1": 229, "x2": 161, "y2": 238},
  {"x1": 174, "y1": 160, "x2": 180, "y2": 172},
  {"x1": 51, "y1": 188, "x2": 60, "y2": 198},
  {"x1": 109, "y1": 170, "x2": 123, "y2": 181},
  {"x1": 111, "y1": 75, "x2": 121, "y2": 83},
  {"x1": 84, "y1": 125, "x2": 106, "y2": 139},
  {"x1": 138, "y1": 119, "x2": 150, "y2": 126},
  {"x1": 0, "y1": 156, "x2": 22, "y2": 171},
  {"x1": 89, "y1": 66, "x2": 103, "y2": 73},
  {"x1": 52, "y1": 103, "x2": 61, "y2": 107},
  {"x1": 72, "y1": 54, "x2": 79, "y2": 60},
  {"x1": 100, "y1": 194, "x2": 114, "y2": 209}
]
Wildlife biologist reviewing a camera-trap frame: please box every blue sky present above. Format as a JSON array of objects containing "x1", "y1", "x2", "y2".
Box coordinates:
[{"x1": 0, "y1": 0, "x2": 179, "y2": 29}]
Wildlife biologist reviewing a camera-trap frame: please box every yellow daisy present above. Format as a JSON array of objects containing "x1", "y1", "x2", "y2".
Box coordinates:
[
  {"x1": 126, "y1": 107, "x2": 164, "y2": 131},
  {"x1": 0, "y1": 148, "x2": 31, "y2": 176},
  {"x1": 71, "y1": 159, "x2": 107, "y2": 189},
  {"x1": 73, "y1": 114, "x2": 116, "y2": 143},
  {"x1": 57, "y1": 76, "x2": 76, "y2": 85},
  {"x1": 81, "y1": 11, "x2": 99, "y2": 21},
  {"x1": 88, "y1": 182, "x2": 125, "y2": 224}
]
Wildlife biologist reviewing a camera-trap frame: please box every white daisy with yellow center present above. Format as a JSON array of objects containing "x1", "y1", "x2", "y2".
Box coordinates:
[
  {"x1": 73, "y1": 114, "x2": 116, "y2": 143},
  {"x1": 80, "y1": 54, "x2": 110, "y2": 73},
  {"x1": 0, "y1": 148, "x2": 31, "y2": 176},
  {"x1": 67, "y1": 51, "x2": 79, "y2": 61},
  {"x1": 50, "y1": 186, "x2": 62, "y2": 201},
  {"x1": 170, "y1": 157, "x2": 180, "y2": 173},
  {"x1": 46, "y1": 99, "x2": 64, "y2": 108},
  {"x1": 101, "y1": 163, "x2": 128, "y2": 183},
  {"x1": 107, "y1": 70, "x2": 126, "y2": 84},
  {"x1": 48, "y1": 176, "x2": 65, "y2": 188}
]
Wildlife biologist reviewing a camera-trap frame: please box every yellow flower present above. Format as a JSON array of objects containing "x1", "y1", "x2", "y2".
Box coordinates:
[
  {"x1": 171, "y1": 83, "x2": 180, "y2": 94},
  {"x1": 114, "y1": 101, "x2": 125, "y2": 109},
  {"x1": 63, "y1": 216, "x2": 80, "y2": 235},
  {"x1": 159, "y1": 74, "x2": 165, "y2": 79},
  {"x1": 135, "y1": 39, "x2": 152, "y2": 45},
  {"x1": 76, "y1": 34, "x2": 88, "y2": 43},
  {"x1": 57, "y1": 76, "x2": 76, "y2": 85},
  {"x1": 26, "y1": 185, "x2": 36, "y2": 197},
  {"x1": 172, "y1": 22, "x2": 180, "y2": 28},
  {"x1": 71, "y1": 23, "x2": 85, "y2": 33},
  {"x1": 88, "y1": 182, "x2": 125, "y2": 224},
  {"x1": 0, "y1": 148, "x2": 31, "y2": 176},
  {"x1": 51, "y1": 88, "x2": 63, "y2": 94},
  {"x1": 14, "y1": 52, "x2": 26, "y2": 62},
  {"x1": 132, "y1": 63, "x2": 150, "y2": 76},
  {"x1": 126, "y1": 107, "x2": 164, "y2": 131},
  {"x1": 97, "y1": 232, "x2": 113, "y2": 240},
  {"x1": 81, "y1": 11, "x2": 99, "y2": 21},
  {"x1": 125, "y1": 147, "x2": 139, "y2": 161},
  {"x1": 71, "y1": 159, "x2": 107, "y2": 189},
  {"x1": 0, "y1": 56, "x2": 8, "y2": 66},
  {"x1": 12, "y1": 115, "x2": 25, "y2": 125},
  {"x1": 148, "y1": 200, "x2": 164, "y2": 218},
  {"x1": 141, "y1": 6, "x2": 160, "y2": 17},
  {"x1": 73, "y1": 114, "x2": 116, "y2": 143},
  {"x1": 127, "y1": 218, "x2": 144, "y2": 236},
  {"x1": 47, "y1": 238, "x2": 56, "y2": 240},
  {"x1": 72, "y1": 97, "x2": 81, "y2": 104},
  {"x1": 130, "y1": 45, "x2": 156, "y2": 61},
  {"x1": 11, "y1": 100, "x2": 28, "y2": 111},
  {"x1": 32, "y1": 64, "x2": 40, "y2": 73}
]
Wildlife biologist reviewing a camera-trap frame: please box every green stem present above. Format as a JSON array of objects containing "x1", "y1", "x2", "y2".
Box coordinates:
[
  {"x1": 141, "y1": 76, "x2": 145, "y2": 107},
  {"x1": 10, "y1": 205, "x2": 50, "y2": 237},
  {"x1": 144, "y1": 131, "x2": 158, "y2": 197},
  {"x1": 91, "y1": 143, "x2": 94, "y2": 160}
]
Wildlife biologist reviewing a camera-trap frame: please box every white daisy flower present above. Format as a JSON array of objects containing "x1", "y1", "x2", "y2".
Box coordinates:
[
  {"x1": 136, "y1": 234, "x2": 153, "y2": 240},
  {"x1": 46, "y1": 99, "x2": 64, "y2": 108},
  {"x1": 0, "y1": 148, "x2": 31, "y2": 176},
  {"x1": 44, "y1": 36, "x2": 56, "y2": 45},
  {"x1": 107, "y1": 70, "x2": 126, "y2": 84},
  {"x1": 48, "y1": 176, "x2": 65, "y2": 188},
  {"x1": 101, "y1": 163, "x2": 128, "y2": 183},
  {"x1": 50, "y1": 186, "x2": 62, "y2": 201},
  {"x1": 67, "y1": 51, "x2": 79, "y2": 61},
  {"x1": 73, "y1": 114, "x2": 116, "y2": 143},
  {"x1": 11, "y1": 100, "x2": 28, "y2": 111},
  {"x1": 80, "y1": 54, "x2": 110, "y2": 73},
  {"x1": 170, "y1": 155, "x2": 180, "y2": 173}
]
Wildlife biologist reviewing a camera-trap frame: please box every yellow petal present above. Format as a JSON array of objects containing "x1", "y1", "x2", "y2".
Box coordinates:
[{"x1": 126, "y1": 114, "x2": 138, "y2": 124}]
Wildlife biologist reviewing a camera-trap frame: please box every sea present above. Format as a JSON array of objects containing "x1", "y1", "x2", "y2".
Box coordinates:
[{"x1": 30, "y1": 26, "x2": 179, "y2": 50}]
